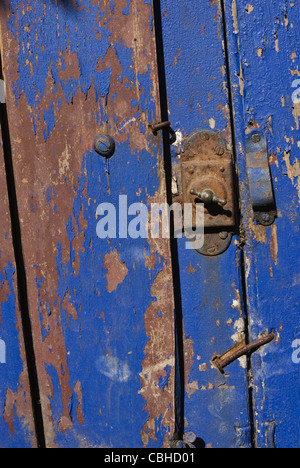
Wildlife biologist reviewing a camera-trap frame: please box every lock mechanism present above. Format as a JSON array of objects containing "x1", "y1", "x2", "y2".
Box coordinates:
[{"x1": 173, "y1": 130, "x2": 236, "y2": 256}]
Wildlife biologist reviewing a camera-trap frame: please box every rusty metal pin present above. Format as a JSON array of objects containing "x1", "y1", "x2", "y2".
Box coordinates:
[
  {"x1": 151, "y1": 120, "x2": 172, "y2": 135},
  {"x1": 213, "y1": 331, "x2": 276, "y2": 374},
  {"x1": 151, "y1": 121, "x2": 177, "y2": 144}
]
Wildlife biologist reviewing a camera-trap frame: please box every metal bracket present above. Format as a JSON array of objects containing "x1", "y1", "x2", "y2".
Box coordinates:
[
  {"x1": 245, "y1": 130, "x2": 277, "y2": 226},
  {"x1": 173, "y1": 130, "x2": 236, "y2": 256}
]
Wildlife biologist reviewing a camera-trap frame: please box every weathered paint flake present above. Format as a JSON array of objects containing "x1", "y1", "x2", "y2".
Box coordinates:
[
  {"x1": 0, "y1": 118, "x2": 37, "y2": 446},
  {"x1": 104, "y1": 249, "x2": 128, "y2": 294},
  {"x1": 225, "y1": 0, "x2": 300, "y2": 447},
  {"x1": 283, "y1": 151, "x2": 300, "y2": 202}
]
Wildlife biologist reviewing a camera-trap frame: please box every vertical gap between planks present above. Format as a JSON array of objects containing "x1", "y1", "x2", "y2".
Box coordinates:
[
  {"x1": 219, "y1": 0, "x2": 255, "y2": 447},
  {"x1": 0, "y1": 56, "x2": 46, "y2": 448},
  {"x1": 152, "y1": 0, "x2": 185, "y2": 444}
]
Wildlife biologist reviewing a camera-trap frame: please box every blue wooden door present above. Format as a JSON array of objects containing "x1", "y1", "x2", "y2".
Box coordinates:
[
  {"x1": 0, "y1": 0, "x2": 176, "y2": 448},
  {"x1": 0, "y1": 0, "x2": 299, "y2": 449}
]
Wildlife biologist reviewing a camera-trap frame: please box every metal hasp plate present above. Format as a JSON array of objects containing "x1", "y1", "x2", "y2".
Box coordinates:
[
  {"x1": 245, "y1": 130, "x2": 277, "y2": 226},
  {"x1": 178, "y1": 130, "x2": 236, "y2": 256}
]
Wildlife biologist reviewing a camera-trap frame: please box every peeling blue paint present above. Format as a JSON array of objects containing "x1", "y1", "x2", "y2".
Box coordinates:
[
  {"x1": 2, "y1": 0, "x2": 174, "y2": 448},
  {"x1": 160, "y1": 0, "x2": 251, "y2": 447},
  {"x1": 224, "y1": 0, "x2": 300, "y2": 449},
  {"x1": 7, "y1": 1, "x2": 112, "y2": 108},
  {"x1": 53, "y1": 141, "x2": 167, "y2": 447},
  {"x1": 122, "y1": 1, "x2": 131, "y2": 16},
  {"x1": 158, "y1": 365, "x2": 171, "y2": 391},
  {"x1": 43, "y1": 103, "x2": 56, "y2": 142},
  {"x1": 0, "y1": 264, "x2": 33, "y2": 447}
]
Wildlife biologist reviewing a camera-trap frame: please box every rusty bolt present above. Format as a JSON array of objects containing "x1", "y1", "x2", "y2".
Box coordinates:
[{"x1": 94, "y1": 135, "x2": 116, "y2": 158}]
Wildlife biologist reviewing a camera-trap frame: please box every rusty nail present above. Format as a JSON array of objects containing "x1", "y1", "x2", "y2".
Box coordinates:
[{"x1": 213, "y1": 331, "x2": 275, "y2": 374}]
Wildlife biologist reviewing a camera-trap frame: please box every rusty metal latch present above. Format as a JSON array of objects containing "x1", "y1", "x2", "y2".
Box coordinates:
[
  {"x1": 173, "y1": 129, "x2": 236, "y2": 256},
  {"x1": 245, "y1": 130, "x2": 277, "y2": 226}
]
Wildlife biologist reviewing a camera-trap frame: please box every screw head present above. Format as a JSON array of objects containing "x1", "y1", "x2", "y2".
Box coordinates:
[
  {"x1": 219, "y1": 231, "x2": 229, "y2": 240},
  {"x1": 262, "y1": 213, "x2": 270, "y2": 222},
  {"x1": 94, "y1": 135, "x2": 115, "y2": 158},
  {"x1": 256, "y1": 212, "x2": 275, "y2": 226},
  {"x1": 215, "y1": 146, "x2": 225, "y2": 156},
  {"x1": 184, "y1": 432, "x2": 197, "y2": 444},
  {"x1": 251, "y1": 132, "x2": 261, "y2": 143}
]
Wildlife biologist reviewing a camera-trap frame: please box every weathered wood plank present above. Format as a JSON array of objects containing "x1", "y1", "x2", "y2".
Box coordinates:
[
  {"x1": 0, "y1": 0, "x2": 175, "y2": 447},
  {"x1": 0, "y1": 115, "x2": 37, "y2": 446},
  {"x1": 224, "y1": 0, "x2": 300, "y2": 448},
  {"x1": 160, "y1": 0, "x2": 251, "y2": 447}
]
